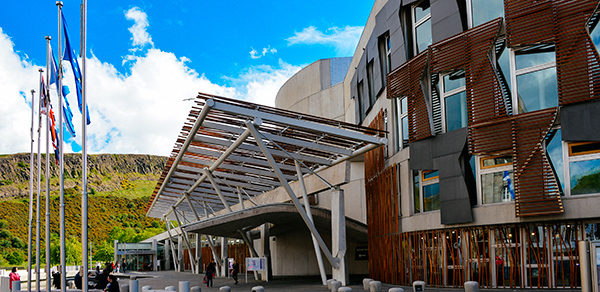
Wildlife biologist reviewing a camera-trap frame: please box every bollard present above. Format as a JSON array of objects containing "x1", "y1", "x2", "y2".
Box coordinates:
[
  {"x1": 464, "y1": 281, "x2": 478, "y2": 292},
  {"x1": 327, "y1": 279, "x2": 337, "y2": 290},
  {"x1": 179, "y1": 281, "x2": 190, "y2": 292},
  {"x1": 190, "y1": 286, "x2": 202, "y2": 292},
  {"x1": 338, "y1": 287, "x2": 352, "y2": 292},
  {"x1": 369, "y1": 281, "x2": 381, "y2": 292},
  {"x1": 130, "y1": 280, "x2": 139, "y2": 292},
  {"x1": 121, "y1": 284, "x2": 130, "y2": 292},
  {"x1": 165, "y1": 286, "x2": 176, "y2": 291},
  {"x1": 218, "y1": 286, "x2": 231, "y2": 292},
  {"x1": 363, "y1": 278, "x2": 373, "y2": 290},
  {"x1": 412, "y1": 281, "x2": 425, "y2": 292},
  {"x1": 142, "y1": 286, "x2": 152, "y2": 291},
  {"x1": 388, "y1": 288, "x2": 404, "y2": 292},
  {"x1": 331, "y1": 280, "x2": 342, "y2": 292},
  {"x1": 68, "y1": 280, "x2": 76, "y2": 289},
  {"x1": 251, "y1": 286, "x2": 264, "y2": 292},
  {"x1": 11, "y1": 281, "x2": 20, "y2": 292}
]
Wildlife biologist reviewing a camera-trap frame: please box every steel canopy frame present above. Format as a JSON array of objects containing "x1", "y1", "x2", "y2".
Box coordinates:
[{"x1": 146, "y1": 92, "x2": 386, "y2": 273}]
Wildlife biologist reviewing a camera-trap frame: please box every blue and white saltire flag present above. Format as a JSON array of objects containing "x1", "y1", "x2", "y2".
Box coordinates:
[
  {"x1": 49, "y1": 46, "x2": 77, "y2": 138},
  {"x1": 61, "y1": 11, "x2": 91, "y2": 125},
  {"x1": 503, "y1": 170, "x2": 515, "y2": 200}
]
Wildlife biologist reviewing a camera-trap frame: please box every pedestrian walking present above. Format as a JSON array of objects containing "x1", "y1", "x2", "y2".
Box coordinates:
[
  {"x1": 9, "y1": 267, "x2": 20, "y2": 290},
  {"x1": 205, "y1": 260, "x2": 216, "y2": 287},
  {"x1": 231, "y1": 259, "x2": 239, "y2": 285}
]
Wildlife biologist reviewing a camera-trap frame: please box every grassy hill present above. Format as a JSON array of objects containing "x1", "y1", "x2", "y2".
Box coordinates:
[{"x1": 0, "y1": 153, "x2": 168, "y2": 266}]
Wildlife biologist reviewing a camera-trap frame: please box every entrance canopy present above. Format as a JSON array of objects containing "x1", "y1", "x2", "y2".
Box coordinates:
[{"x1": 146, "y1": 93, "x2": 386, "y2": 222}]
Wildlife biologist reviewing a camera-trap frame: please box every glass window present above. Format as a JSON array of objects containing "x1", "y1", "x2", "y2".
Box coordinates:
[
  {"x1": 396, "y1": 96, "x2": 409, "y2": 151},
  {"x1": 588, "y1": 11, "x2": 600, "y2": 55},
  {"x1": 440, "y1": 71, "x2": 467, "y2": 132},
  {"x1": 367, "y1": 61, "x2": 376, "y2": 104},
  {"x1": 378, "y1": 32, "x2": 392, "y2": 87},
  {"x1": 511, "y1": 46, "x2": 558, "y2": 114},
  {"x1": 412, "y1": 0, "x2": 431, "y2": 54},
  {"x1": 567, "y1": 142, "x2": 600, "y2": 196},
  {"x1": 545, "y1": 129, "x2": 564, "y2": 194},
  {"x1": 468, "y1": 0, "x2": 505, "y2": 28},
  {"x1": 413, "y1": 170, "x2": 440, "y2": 213},
  {"x1": 478, "y1": 155, "x2": 514, "y2": 204}
]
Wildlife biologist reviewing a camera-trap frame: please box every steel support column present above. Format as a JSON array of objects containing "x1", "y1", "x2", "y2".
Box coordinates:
[
  {"x1": 172, "y1": 206, "x2": 197, "y2": 273},
  {"x1": 245, "y1": 119, "x2": 339, "y2": 269}
]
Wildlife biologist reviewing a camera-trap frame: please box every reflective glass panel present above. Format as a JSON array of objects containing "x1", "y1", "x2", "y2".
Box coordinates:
[
  {"x1": 416, "y1": 18, "x2": 432, "y2": 54},
  {"x1": 591, "y1": 18, "x2": 600, "y2": 56},
  {"x1": 423, "y1": 170, "x2": 439, "y2": 180},
  {"x1": 516, "y1": 67, "x2": 558, "y2": 113},
  {"x1": 498, "y1": 45, "x2": 511, "y2": 90},
  {"x1": 482, "y1": 170, "x2": 514, "y2": 204},
  {"x1": 570, "y1": 158, "x2": 600, "y2": 195},
  {"x1": 423, "y1": 183, "x2": 440, "y2": 211},
  {"x1": 546, "y1": 129, "x2": 564, "y2": 193},
  {"x1": 445, "y1": 91, "x2": 468, "y2": 132},
  {"x1": 414, "y1": 170, "x2": 421, "y2": 213},
  {"x1": 482, "y1": 156, "x2": 512, "y2": 168},
  {"x1": 443, "y1": 74, "x2": 465, "y2": 93},
  {"x1": 401, "y1": 97, "x2": 408, "y2": 114},
  {"x1": 515, "y1": 50, "x2": 555, "y2": 70},
  {"x1": 414, "y1": 1, "x2": 430, "y2": 23},
  {"x1": 401, "y1": 116, "x2": 409, "y2": 144},
  {"x1": 471, "y1": 0, "x2": 505, "y2": 27}
]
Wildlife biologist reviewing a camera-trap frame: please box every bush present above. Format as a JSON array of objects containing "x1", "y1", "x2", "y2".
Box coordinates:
[
  {"x1": 101, "y1": 206, "x2": 106, "y2": 212},
  {"x1": 0, "y1": 230, "x2": 12, "y2": 239},
  {"x1": 0, "y1": 220, "x2": 7, "y2": 229},
  {"x1": 0, "y1": 180, "x2": 12, "y2": 186},
  {"x1": 17, "y1": 161, "x2": 28, "y2": 168},
  {"x1": 11, "y1": 237, "x2": 24, "y2": 248},
  {"x1": 7, "y1": 251, "x2": 25, "y2": 265}
]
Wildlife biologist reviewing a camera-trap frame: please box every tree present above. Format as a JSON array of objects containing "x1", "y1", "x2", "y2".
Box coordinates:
[
  {"x1": 50, "y1": 235, "x2": 83, "y2": 265},
  {"x1": 93, "y1": 241, "x2": 114, "y2": 262},
  {"x1": 7, "y1": 250, "x2": 25, "y2": 265}
]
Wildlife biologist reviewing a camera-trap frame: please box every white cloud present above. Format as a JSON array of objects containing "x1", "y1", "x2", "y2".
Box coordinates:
[
  {"x1": 287, "y1": 25, "x2": 363, "y2": 56},
  {"x1": 227, "y1": 59, "x2": 301, "y2": 106},
  {"x1": 0, "y1": 27, "x2": 42, "y2": 154},
  {"x1": 125, "y1": 7, "x2": 154, "y2": 49},
  {"x1": 249, "y1": 45, "x2": 277, "y2": 59}
]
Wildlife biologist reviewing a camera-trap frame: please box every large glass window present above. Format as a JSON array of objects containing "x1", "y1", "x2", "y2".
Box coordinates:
[
  {"x1": 413, "y1": 170, "x2": 440, "y2": 213},
  {"x1": 478, "y1": 155, "x2": 514, "y2": 204},
  {"x1": 510, "y1": 45, "x2": 558, "y2": 114},
  {"x1": 467, "y1": 0, "x2": 505, "y2": 28},
  {"x1": 545, "y1": 129, "x2": 564, "y2": 194},
  {"x1": 412, "y1": 0, "x2": 431, "y2": 54},
  {"x1": 440, "y1": 71, "x2": 467, "y2": 132},
  {"x1": 396, "y1": 96, "x2": 409, "y2": 151},
  {"x1": 566, "y1": 142, "x2": 600, "y2": 195}
]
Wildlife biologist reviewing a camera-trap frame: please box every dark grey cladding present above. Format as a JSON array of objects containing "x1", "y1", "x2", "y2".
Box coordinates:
[
  {"x1": 410, "y1": 127, "x2": 474, "y2": 224},
  {"x1": 561, "y1": 100, "x2": 600, "y2": 142},
  {"x1": 431, "y1": 0, "x2": 465, "y2": 44}
]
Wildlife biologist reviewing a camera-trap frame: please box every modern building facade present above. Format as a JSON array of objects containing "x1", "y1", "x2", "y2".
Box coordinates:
[{"x1": 279, "y1": 0, "x2": 600, "y2": 289}]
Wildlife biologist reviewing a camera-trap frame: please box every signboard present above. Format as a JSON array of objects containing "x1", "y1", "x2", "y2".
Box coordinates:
[
  {"x1": 355, "y1": 246, "x2": 368, "y2": 261},
  {"x1": 228, "y1": 258, "x2": 235, "y2": 269},
  {"x1": 246, "y1": 257, "x2": 267, "y2": 271}
]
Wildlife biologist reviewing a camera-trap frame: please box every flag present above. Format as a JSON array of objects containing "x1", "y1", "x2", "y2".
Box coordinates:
[
  {"x1": 61, "y1": 11, "x2": 91, "y2": 125},
  {"x1": 49, "y1": 46, "x2": 76, "y2": 137},
  {"x1": 40, "y1": 76, "x2": 60, "y2": 164}
]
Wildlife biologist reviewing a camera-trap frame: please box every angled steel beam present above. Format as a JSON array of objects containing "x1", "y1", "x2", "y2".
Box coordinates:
[
  {"x1": 169, "y1": 178, "x2": 267, "y2": 195},
  {"x1": 295, "y1": 160, "x2": 327, "y2": 285},
  {"x1": 164, "y1": 215, "x2": 180, "y2": 272},
  {"x1": 172, "y1": 206, "x2": 197, "y2": 273},
  {"x1": 172, "y1": 172, "x2": 274, "y2": 192},
  {"x1": 182, "y1": 156, "x2": 296, "y2": 181},
  {"x1": 203, "y1": 202, "x2": 223, "y2": 268},
  {"x1": 211, "y1": 99, "x2": 382, "y2": 144},
  {"x1": 204, "y1": 168, "x2": 232, "y2": 212},
  {"x1": 148, "y1": 99, "x2": 214, "y2": 215},
  {"x1": 184, "y1": 192, "x2": 202, "y2": 223},
  {"x1": 245, "y1": 119, "x2": 338, "y2": 269},
  {"x1": 202, "y1": 120, "x2": 353, "y2": 156},
  {"x1": 177, "y1": 165, "x2": 282, "y2": 187},
  {"x1": 236, "y1": 186, "x2": 245, "y2": 209},
  {"x1": 164, "y1": 128, "x2": 252, "y2": 218},
  {"x1": 237, "y1": 229, "x2": 258, "y2": 257}
]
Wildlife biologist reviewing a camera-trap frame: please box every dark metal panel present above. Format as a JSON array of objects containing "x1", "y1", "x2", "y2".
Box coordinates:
[
  {"x1": 439, "y1": 175, "x2": 468, "y2": 202},
  {"x1": 432, "y1": 127, "x2": 468, "y2": 158},
  {"x1": 440, "y1": 198, "x2": 473, "y2": 225},
  {"x1": 561, "y1": 100, "x2": 600, "y2": 142},
  {"x1": 431, "y1": 0, "x2": 464, "y2": 43},
  {"x1": 409, "y1": 137, "x2": 434, "y2": 170}
]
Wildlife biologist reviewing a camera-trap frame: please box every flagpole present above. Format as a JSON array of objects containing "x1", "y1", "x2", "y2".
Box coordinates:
[
  {"x1": 28, "y1": 89, "x2": 35, "y2": 292},
  {"x1": 81, "y1": 1, "x2": 89, "y2": 290},
  {"x1": 44, "y1": 35, "x2": 52, "y2": 292},
  {"x1": 36, "y1": 68, "x2": 43, "y2": 292},
  {"x1": 56, "y1": 2, "x2": 66, "y2": 292}
]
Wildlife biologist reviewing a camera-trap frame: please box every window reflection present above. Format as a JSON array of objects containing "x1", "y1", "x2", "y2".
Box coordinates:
[
  {"x1": 516, "y1": 67, "x2": 558, "y2": 113},
  {"x1": 569, "y1": 159, "x2": 600, "y2": 195},
  {"x1": 470, "y1": 0, "x2": 504, "y2": 28}
]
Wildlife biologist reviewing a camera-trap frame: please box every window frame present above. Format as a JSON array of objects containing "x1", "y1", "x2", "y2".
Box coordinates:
[
  {"x1": 413, "y1": 169, "x2": 440, "y2": 214},
  {"x1": 411, "y1": 0, "x2": 431, "y2": 55},
  {"x1": 439, "y1": 71, "x2": 467, "y2": 133},
  {"x1": 395, "y1": 96, "x2": 409, "y2": 151},
  {"x1": 563, "y1": 141, "x2": 600, "y2": 197},
  {"x1": 378, "y1": 32, "x2": 392, "y2": 87},
  {"x1": 509, "y1": 46, "x2": 558, "y2": 114},
  {"x1": 466, "y1": 0, "x2": 505, "y2": 29},
  {"x1": 476, "y1": 155, "x2": 515, "y2": 205}
]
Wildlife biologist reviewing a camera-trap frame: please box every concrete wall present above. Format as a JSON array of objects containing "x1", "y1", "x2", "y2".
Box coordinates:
[{"x1": 269, "y1": 228, "x2": 368, "y2": 276}]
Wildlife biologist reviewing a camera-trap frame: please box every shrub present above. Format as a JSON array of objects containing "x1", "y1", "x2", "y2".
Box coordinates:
[
  {"x1": 0, "y1": 230, "x2": 12, "y2": 239},
  {"x1": 7, "y1": 251, "x2": 24, "y2": 265}
]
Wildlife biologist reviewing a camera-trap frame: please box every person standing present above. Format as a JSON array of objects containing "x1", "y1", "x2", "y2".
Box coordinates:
[
  {"x1": 9, "y1": 267, "x2": 20, "y2": 290},
  {"x1": 205, "y1": 260, "x2": 216, "y2": 288},
  {"x1": 231, "y1": 259, "x2": 239, "y2": 285},
  {"x1": 104, "y1": 275, "x2": 120, "y2": 292},
  {"x1": 156, "y1": 259, "x2": 160, "y2": 271}
]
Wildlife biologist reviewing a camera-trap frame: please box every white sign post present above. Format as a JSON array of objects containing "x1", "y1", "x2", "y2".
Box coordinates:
[{"x1": 245, "y1": 257, "x2": 268, "y2": 283}]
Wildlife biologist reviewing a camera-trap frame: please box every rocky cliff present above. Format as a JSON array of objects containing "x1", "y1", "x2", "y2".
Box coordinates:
[{"x1": 0, "y1": 153, "x2": 167, "y2": 199}]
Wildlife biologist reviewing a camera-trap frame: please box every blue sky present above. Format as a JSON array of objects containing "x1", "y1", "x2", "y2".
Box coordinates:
[{"x1": 0, "y1": 0, "x2": 373, "y2": 155}]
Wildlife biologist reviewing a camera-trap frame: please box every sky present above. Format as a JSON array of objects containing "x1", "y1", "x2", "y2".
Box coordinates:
[{"x1": 0, "y1": 0, "x2": 374, "y2": 156}]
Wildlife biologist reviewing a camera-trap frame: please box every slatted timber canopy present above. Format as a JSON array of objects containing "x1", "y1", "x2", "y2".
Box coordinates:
[{"x1": 146, "y1": 93, "x2": 386, "y2": 222}]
